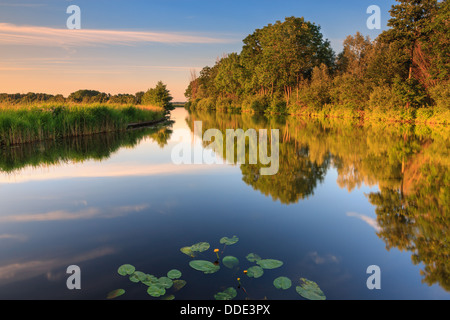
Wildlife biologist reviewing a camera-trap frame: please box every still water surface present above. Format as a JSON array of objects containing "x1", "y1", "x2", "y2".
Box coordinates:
[{"x1": 0, "y1": 108, "x2": 448, "y2": 300}]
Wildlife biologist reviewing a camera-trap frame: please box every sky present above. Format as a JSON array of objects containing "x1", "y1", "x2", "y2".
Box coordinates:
[{"x1": 0, "y1": 0, "x2": 396, "y2": 102}]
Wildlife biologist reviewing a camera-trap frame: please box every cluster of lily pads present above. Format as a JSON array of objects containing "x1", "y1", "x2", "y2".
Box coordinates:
[
  {"x1": 107, "y1": 264, "x2": 186, "y2": 300},
  {"x1": 181, "y1": 235, "x2": 326, "y2": 301},
  {"x1": 107, "y1": 235, "x2": 326, "y2": 300}
]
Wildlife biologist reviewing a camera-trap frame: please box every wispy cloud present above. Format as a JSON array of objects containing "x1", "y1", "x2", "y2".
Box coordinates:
[
  {"x1": 0, "y1": 234, "x2": 27, "y2": 242},
  {"x1": 346, "y1": 212, "x2": 381, "y2": 232},
  {"x1": 0, "y1": 23, "x2": 235, "y2": 47},
  {"x1": 0, "y1": 247, "x2": 115, "y2": 285},
  {"x1": 0, "y1": 204, "x2": 149, "y2": 223},
  {"x1": 0, "y1": 162, "x2": 226, "y2": 184},
  {"x1": 306, "y1": 252, "x2": 339, "y2": 265},
  {"x1": 0, "y1": 3, "x2": 47, "y2": 7}
]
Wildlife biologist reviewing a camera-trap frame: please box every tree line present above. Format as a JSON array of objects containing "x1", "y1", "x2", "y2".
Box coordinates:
[
  {"x1": 184, "y1": 0, "x2": 449, "y2": 119},
  {"x1": 0, "y1": 81, "x2": 174, "y2": 111}
]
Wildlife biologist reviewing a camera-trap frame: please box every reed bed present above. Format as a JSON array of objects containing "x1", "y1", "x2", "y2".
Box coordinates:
[{"x1": 0, "y1": 103, "x2": 166, "y2": 146}]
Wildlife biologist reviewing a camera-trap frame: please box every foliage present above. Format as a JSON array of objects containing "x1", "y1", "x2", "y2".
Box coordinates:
[
  {"x1": 0, "y1": 103, "x2": 166, "y2": 146},
  {"x1": 1, "y1": 80, "x2": 174, "y2": 108},
  {"x1": 185, "y1": 2, "x2": 449, "y2": 122},
  {"x1": 142, "y1": 81, "x2": 174, "y2": 112}
]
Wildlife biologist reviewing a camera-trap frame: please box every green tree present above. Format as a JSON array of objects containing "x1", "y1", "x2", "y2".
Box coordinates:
[
  {"x1": 68, "y1": 90, "x2": 108, "y2": 103},
  {"x1": 380, "y1": 0, "x2": 438, "y2": 82},
  {"x1": 418, "y1": 0, "x2": 450, "y2": 83},
  {"x1": 241, "y1": 17, "x2": 334, "y2": 105},
  {"x1": 142, "y1": 81, "x2": 174, "y2": 111},
  {"x1": 336, "y1": 32, "x2": 373, "y2": 79},
  {"x1": 214, "y1": 53, "x2": 245, "y2": 100},
  {"x1": 135, "y1": 91, "x2": 145, "y2": 104}
]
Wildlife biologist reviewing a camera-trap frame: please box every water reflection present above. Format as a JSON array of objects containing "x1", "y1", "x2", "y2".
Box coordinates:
[
  {"x1": 0, "y1": 108, "x2": 448, "y2": 299},
  {"x1": 186, "y1": 109, "x2": 449, "y2": 292},
  {"x1": 0, "y1": 124, "x2": 174, "y2": 175}
]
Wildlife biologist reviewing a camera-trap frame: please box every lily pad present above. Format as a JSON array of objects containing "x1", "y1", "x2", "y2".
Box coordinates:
[
  {"x1": 129, "y1": 273, "x2": 141, "y2": 283},
  {"x1": 246, "y1": 253, "x2": 262, "y2": 262},
  {"x1": 273, "y1": 277, "x2": 292, "y2": 290},
  {"x1": 142, "y1": 274, "x2": 158, "y2": 286},
  {"x1": 131, "y1": 271, "x2": 148, "y2": 282},
  {"x1": 246, "y1": 266, "x2": 264, "y2": 278},
  {"x1": 106, "y1": 289, "x2": 125, "y2": 299},
  {"x1": 191, "y1": 242, "x2": 210, "y2": 252},
  {"x1": 162, "y1": 295, "x2": 175, "y2": 300},
  {"x1": 214, "y1": 287, "x2": 237, "y2": 300},
  {"x1": 296, "y1": 278, "x2": 326, "y2": 300},
  {"x1": 222, "y1": 256, "x2": 239, "y2": 269},
  {"x1": 173, "y1": 280, "x2": 187, "y2": 291},
  {"x1": 180, "y1": 246, "x2": 195, "y2": 257},
  {"x1": 167, "y1": 269, "x2": 182, "y2": 279},
  {"x1": 256, "y1": 259, "x2": 284, "y2": 270},
  {"x1": 220, "y1": 236, "x2": 239, "y2": 245},
  {"x1": 146, "y1": 274, "x2": 158, "y2": 282},
  {"x1": 147, "y1": 285, "x2": 166, "y2": 298},
  {"x1": 181, "y1": 242, "x2": 210, "y2": 257},
  {"x1": 158, "y1": 277, "x2": 174, "y2": 289},
  {"x1": 189, "y1": 260, "x2": 220, "y2": 274},
  {"x1": 117, "y1": 264, "x2": 135, "y2": 276}
]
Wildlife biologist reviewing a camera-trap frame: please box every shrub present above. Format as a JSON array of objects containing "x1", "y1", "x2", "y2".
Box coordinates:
[
  {"x1": 429, "y1": 82, "x2": 450, "y2": 109},
  {"x1": 216, "y1": 97, "x2": 241, "y2": 112},
  {"x1": 330, "y1": 74, "x2": 372, "y2": 110},
  {"x1": 368, "y1": 83, "x2": 404, "y2": 111},
  {"x1": 267, "y1": 98, "x2": 287, "y2": 114},
  {"x1": 392, "y1": 77, "x2": 429, "y2": 108},
  {"x1": 242, "y1": 95, "x2": 270, "y2": 113},
  {"x1": 196, "y1": 97, "x2": 216, "y2": 110},
  {"x1": 416, "y1": 107, "x2": 450, "y2": 124}
]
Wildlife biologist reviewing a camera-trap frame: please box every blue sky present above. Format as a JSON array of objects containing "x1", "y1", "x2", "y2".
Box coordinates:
[{"x1": 0, "y1": 0, "x2": 396, "y2": 101}]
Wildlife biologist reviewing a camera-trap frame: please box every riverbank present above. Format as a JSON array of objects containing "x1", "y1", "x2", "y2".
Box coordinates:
[
  {"x1": 186, "y1": 100, "x2": 449, "y2": 126},
  {"x1": 0, "y1": 103, "x2": 167, "y2": 146},
  {"x1": 288, "y1": 104, "x2": 450, "y2": 125}
]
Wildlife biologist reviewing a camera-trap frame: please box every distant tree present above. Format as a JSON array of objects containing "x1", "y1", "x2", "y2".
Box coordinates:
[
  {"x1": 135, "y1": 91, "x2": 145, "y2": 104},
  {"x1": 68, "y1": 90, "x2": 103, "y2": 103},
  {"x1": 109, "y1": 94, "x2": 135, "y2": 104},
  {"x1": 142, "y1": 81, "x2": 174, "y2": 111},
  {"x1": 336, "y1": 32, "x2": 374, "y2": 79},
  {"x1": 51, "y1": 94, "x2": 66, "y2": 103}
]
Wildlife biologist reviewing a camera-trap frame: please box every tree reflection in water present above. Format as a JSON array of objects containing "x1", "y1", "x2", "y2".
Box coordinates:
[{"x1": 187, "y1": 109, "x2": 449, "y2": 292}]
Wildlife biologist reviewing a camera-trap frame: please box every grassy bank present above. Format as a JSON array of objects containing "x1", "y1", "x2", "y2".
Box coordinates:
[
  {"x1": 288, "y1": 104, "x2": 450, "y2": 125},
  {"x1": 0, "y1": 103, "x2": 166, "y2": 146},
  {"x1": 186, "y1": 98, "x2": 449, "y2": 125}
]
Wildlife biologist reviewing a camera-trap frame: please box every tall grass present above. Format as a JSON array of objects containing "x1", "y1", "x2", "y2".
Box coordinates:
[{"x1": 0, "y1": 103, "x2": 165, "y2": 146}]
